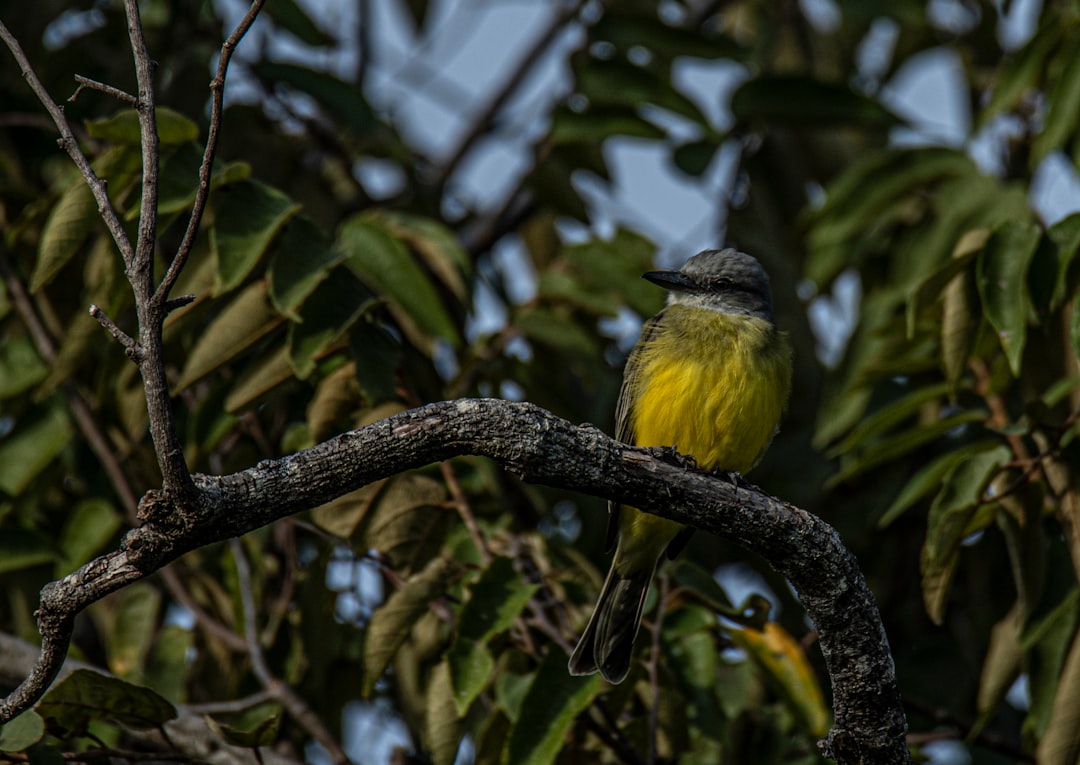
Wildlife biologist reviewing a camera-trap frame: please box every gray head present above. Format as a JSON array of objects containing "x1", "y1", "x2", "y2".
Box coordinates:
[{"x1": 643, "y1": 248, "x2": 775, "y2": 322}]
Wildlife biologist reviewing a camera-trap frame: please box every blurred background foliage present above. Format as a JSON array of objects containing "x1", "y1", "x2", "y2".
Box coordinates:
[{"x1": 1, "y1": 0, "x2": 1079, "y2": 763}]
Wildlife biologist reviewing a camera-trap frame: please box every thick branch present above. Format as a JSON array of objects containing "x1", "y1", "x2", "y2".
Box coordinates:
[{"x1": 0, "y1": 399, "x2": 908, "y2": 764}]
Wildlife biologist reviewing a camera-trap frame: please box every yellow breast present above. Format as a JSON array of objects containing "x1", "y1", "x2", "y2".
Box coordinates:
[{"x1": 628, "y1": 306, "x2": 792, "y2": 474}]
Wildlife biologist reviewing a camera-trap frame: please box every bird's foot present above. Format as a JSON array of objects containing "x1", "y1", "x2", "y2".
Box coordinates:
[
  {"x1": 647, "y1": 445, "x2": 698, "y2": 471},
  {"x1": 710, "y1": 466, "x2": 744, "y2": 487}
]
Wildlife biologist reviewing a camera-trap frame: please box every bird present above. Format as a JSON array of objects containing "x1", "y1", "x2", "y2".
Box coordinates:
[{"x1": 567, "y1": 248, "x2": 793, "y2": 684}]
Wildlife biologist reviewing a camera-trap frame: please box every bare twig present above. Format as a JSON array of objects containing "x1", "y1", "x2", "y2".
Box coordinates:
[
  {"x1": 89, "y1": 304, "x2": 142, "y2": 362},
  {"x1": 184, "y1": 690, "x2": 277, "y2": 715},
  {"x1": 123, "y1": 0, "x2": 160, "y2": 278},
  {"x1": 439, "y1": 460, "x2": 492, "y2": 563},
  {"x1": 0, "y1": 20, "x2": 136, "y2": 267},
  {"x1": 431, "y1": 0, "x2": 586, "y2": 191},
  {"x1": 647, "y1": 575, "x2": 669, "y2": 764},
  {"x1": 231, "y1": 540, "x2": 354, "y2": 765},
  {"x1": 155, "y1": 0, "x2": 267, "y2": 305},
  {"x1": 70, "y1": 74, "x2": 138, "y2": 106}
]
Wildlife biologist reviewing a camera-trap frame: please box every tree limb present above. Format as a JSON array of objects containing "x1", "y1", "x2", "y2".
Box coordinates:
[{"x1": 0, "y1": 398, "x2": 909, "y2": 764}]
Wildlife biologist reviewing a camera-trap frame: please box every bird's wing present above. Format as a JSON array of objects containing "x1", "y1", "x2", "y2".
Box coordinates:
[{"x1": 606, "y1": 310, "x2": 667, "y2": 551}]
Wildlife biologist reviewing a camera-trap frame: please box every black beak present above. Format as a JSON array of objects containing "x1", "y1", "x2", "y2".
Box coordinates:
[{"x1": 642, "y1": 270, "x2": 695, "y2": 292}]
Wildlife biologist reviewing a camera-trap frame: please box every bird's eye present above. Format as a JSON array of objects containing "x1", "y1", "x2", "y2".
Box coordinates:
[{"x1": 713, "y1": 277, "x2": 732, "y2": 289}]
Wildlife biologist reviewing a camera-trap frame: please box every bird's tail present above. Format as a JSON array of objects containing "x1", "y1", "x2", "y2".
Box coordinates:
[{"x1": 567, "y1": 563, "x2": 653, "y2": 684}]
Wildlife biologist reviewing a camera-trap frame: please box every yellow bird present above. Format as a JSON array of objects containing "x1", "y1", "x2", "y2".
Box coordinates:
[{"x1": 568, "y1": 248, "x2": 793, "y2": 684}]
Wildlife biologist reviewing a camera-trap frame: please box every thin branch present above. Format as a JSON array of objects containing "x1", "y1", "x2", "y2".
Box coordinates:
[
  {"x1": 231, "y1": 540, "x2": 354, "y2": 765},
  {"x1": 89, "y1": 304, "x2": 142, "y2": 362},
  {"x1": 430, "y1": 0, "x2": 586, "y2": 192},
  {"x1": 123, "y1": 0, "x2": 160, "y2": 280},
  {"x1": 439, "y1": 460, "x2": 492, "y2": 563},
  {"x1": 0, "y1": 399, "x2": 911, "y2": 765},
  {"x1": 646, "y1": 575, "x2": 669, "y2": 765},
  {"x1": 183, "y1": 690, "x2": 277, "y2": 715},
  {"x1": 0, "y1": 20, "x2": 135, "y2": 267},
  {"x1": 155, "y1": 0, "x2": 267, "y2": 306},
  {"x1": 69, "y1": 74, "x2": 138, "y2": 106}
]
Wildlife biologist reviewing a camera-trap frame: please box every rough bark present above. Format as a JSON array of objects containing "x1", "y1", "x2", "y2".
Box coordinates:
[{"x1": 0, "y1": 398, "x2": 909, "y2": 764}]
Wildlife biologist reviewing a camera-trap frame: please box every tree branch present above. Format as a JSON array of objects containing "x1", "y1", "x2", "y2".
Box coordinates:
[
  {"x1": 430, "y1": 0, "x2": 586, "y2": 193},
  {"x1": 0, "y1": 399, "x2": 909, "y2": 764},
  {"x1": 0, "y1": 20, "x2": 136, "y2": 267},
  {"x1": 155, "y1": 0, "x2": 267, "y2": 306}
]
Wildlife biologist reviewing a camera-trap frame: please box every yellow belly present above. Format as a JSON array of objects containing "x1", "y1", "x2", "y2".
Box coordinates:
[
  {"x1": 616, "y1": 307, "x2": 792, "y2": 562},
  {"x1": 630, "y1": 307, "x2": 791, "y2": 473}
]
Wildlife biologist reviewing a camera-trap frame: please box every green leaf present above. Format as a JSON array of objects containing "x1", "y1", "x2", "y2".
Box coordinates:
[
  {"x1": 830, "y1": 381, "x2": 951, "y2": 456},
  {"x1": 338, "y1": 214, "x2": 460, "y2": 349},
  {"x1": 829, "y1": 408, "x2": 988, "y2": 486},
  {"x1": 806, "y1": 148, "x2": 976, "y2": 284},
  {"x1": 144, "y1": 625, "x2": 193, "y2": 704},
  {"x1": 349, "y1": 320, "x2": 403, "y2": 405},
  {"x1": 729, "y1": 622, "x2": 830, "y2": 737},
  {"x1": 153, "y1": 143, "x2": 251, "y2": 219},
  {"x1": 425, "y1": 661, "x2": 463, "y2": 765},
  {"x1": 37, "y1": 669, "x2": 176, "y2": 735},
  {"x1": 310, "y1": 480, "x2": 386, "y2": 539},
  {"x1": 0, "y1": 405, "x2": 72, "y2": 496},
  {"x1": 85, "y1": 107, "x2": 199, "y2": 146},
  {"x1": 576, "y1": 58, "x2": 708, "y2": 123},
  {"x1": 106, "y1": 583, "x2": 161, "y2": 680},
  {"x1": 670, "y1": 560, "x2": 738, "y2": 616},
  {"x1": 265, "y1": 0, "x2": 335, "y2": 45},
  {"x1": 1022, "y1": 588, "x2": 1080, "y2": 740},
  {"x1": 253, "y1": 62, "x2": 376, "y2": 135},
  {"x1": 563, "y1": 228, "x2": 660, "y2": 316},
  {"x1": 363, "y1": 556, "x2": 463, "y2": 696},
  {"x1": 57, "y1": 499, "x2": 121, "y2": 575},
  {"x1": 921, "y1": 444, "x2": 1011, "y2": 624},
  {"x1": 368, "y1": 210, "x2": 471, "y2": 300},
  {"x1": 979, "y1": 22, "x2": 1061, "y2": 129},
  {"x1": 879, "y1": 441, "x2": 1001, "y2": 528},
  {"x1": 1071, "y1": 299, "x2": 1080, "y2": 365},
  {"x1": 268, "y1": 217, "x2": 345, "y2": 319},
  {"x1": 175, "y1": 280, "x2": 285, "y2": 390},
  {"x1": 287, "y1": 266, "x2": 377, "y2": 379},
  {"x1": 211, "y1": 180, "x2": 301, "y2": 294},
  {"x1": 32, "y1": 180, "x2": 98, "y2": 291},
  {"x1": 224, "y1": 345, "x2": 296, "y2": 413},
  {"x1": 536, "y1": 271, "x2": 621, "y2": 316},
  {"x1": 494, "y1": 671, "x2": 533, "y2": 723},
  {"x1": 1049, "y1": 212, "x2": 1080, "y2": 309},
  {"x1": 940, "y1": 263, "x2": 979, "y2": 389},
  {"x1": 976, "y1": 219, "x2": 1040, "y2": 376},
  {"x1": 1035, "y1": 628, "x2": 1080, "y2": 765},
  {"x1": 504, "y1": 647, "x2": 601, "y2": 765},
  {"x1": 0, "y1": 337, "x2": 49, "y2": 399},
  {"x1": 206, "y1": 702, "x2": 283, "y2": 748},
  {"x1": 515, "y1": 307, "x2": 599, "y2": 359},
  {"x1": 975, "y1": 604, "x2": 1024, "y2": 731},
  {"x1": 592, "y1": 11, "x2": 742, "y2": 61},
  {"x1": 0, "y1": 710, "x2": 45, "y2": 751},
  {"x1": 448, "y1": 557, "x2": 540, "y2": 714},
  {"x1": 358, "y1": 474, "x2": 449, "y2": 575},
  {"x1": 550, "y1": 105, "x2": 667, "y2": 144},
  {"x1": 1033, "y1": 43, "x2": 1080, "y2": 165},
  {"x1": 731, "y1": 76, "x2": 900, "y2": 128},
  {"x1": 673, "y1": 138, "x2": 721, "y2": 177}
]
